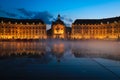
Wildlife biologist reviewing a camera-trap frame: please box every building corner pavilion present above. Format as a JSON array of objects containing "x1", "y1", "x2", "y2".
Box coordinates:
[
  {"x1": 0, "y1": 17, "x2": 47, "y2": 40},
  {"x1": 71, "y1": 17, "x2": 120, "y2": 40}
]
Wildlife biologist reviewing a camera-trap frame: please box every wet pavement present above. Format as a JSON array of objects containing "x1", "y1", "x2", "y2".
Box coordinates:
[{"x1": 0, "y1": 40, "x2": 120, "y2": 80}]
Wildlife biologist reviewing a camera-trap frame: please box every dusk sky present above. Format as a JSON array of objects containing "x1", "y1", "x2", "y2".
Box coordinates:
[{"x1": 0, "y1": 0, "x2": 120, "y2": 29}]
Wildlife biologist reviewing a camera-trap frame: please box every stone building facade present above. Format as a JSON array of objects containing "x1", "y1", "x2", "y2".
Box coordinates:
[
  {"x1": 71, "y1": 17, "x2": 120, "y2": 40},
  {"x1": 51, "y1": 15, "x2": 66, "y2": 39},
  {"x1": 0, "y1": 16, "x2": 120, "y2": 40},
  {"x1": 0, "y1": 17, "x2": 47, "y2": 40}
]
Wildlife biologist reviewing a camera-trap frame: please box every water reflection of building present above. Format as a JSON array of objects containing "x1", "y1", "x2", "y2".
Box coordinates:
[
  {"x1": 72, "y1": 48, "x2": 120, "y2": 61},
  {"x1": 51, "y1": 42, "x2": 65, "y2": 62},
  {"x1": 0, "y1": 41, "x2": 46, "y2": 56},
  {"x1": 71, "y1": 17, "x2": 120, "y2": 40},
  {"x1": 0, "y1": 17, "x2": 47, "y2": 40}
]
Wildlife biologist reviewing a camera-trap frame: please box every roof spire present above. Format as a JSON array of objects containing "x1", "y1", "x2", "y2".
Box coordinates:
[{"x1": 58, "y1": 14, "x2": 60, "y2": 19}]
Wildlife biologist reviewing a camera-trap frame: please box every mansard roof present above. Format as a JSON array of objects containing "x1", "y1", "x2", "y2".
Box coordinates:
[
  {"x1": 52, "y1": 15, "x2": 65, "y2": 26},
  {"x1": 0, "y1": 17, "x2": 45, "y2": 24},
  {"x1": 73, "y1": 16, "x2": 120, "y2": 25},
  {"x1": 52, "y1": 19, "x2": 64, "y2": 25}
]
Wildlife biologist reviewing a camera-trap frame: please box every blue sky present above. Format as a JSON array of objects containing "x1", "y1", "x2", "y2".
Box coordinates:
[{"x1": 0, "y1": 0, "x2": 120, "y2": 28}]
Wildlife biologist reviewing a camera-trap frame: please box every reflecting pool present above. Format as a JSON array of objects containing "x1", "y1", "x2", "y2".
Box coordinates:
[{"x1": 0, "y1": 40, "x2": 120, "y2": 80}]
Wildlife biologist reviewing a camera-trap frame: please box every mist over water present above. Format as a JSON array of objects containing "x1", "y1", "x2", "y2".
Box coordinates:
[
  {"x1": 47, "y1": 40, "x2": 120, "y2": 53},
  {"x1": 0, "y1": 40, "x2": 119, "y2": 61}
]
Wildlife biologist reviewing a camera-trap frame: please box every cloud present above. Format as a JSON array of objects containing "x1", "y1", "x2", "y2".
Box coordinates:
[
  {"x1": 17, "y1": 8, "x2": 73, "y2": 25},
  {"x1": 17, "y1": 8, "x2": 35, "y2": 18},
  {"x1": 61, "y1": 16, "x2": 73, "y2": 23},
  {"x1": 17, "y1": 8, "x2": 54, "y2": 24},
  {"x1": 0, "y1": 7, "x2": 73, "y2": 26},
  {"x1": 32, "y1": 11, "x2": 53, "y2": 24},
  {"x1": 0, "y1": 9, "x2": 17, "y2": 17}
]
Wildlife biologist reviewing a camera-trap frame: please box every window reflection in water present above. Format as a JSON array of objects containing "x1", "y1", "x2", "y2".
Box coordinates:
[
  {"x1": 72, "y1": 48, "x2": 120, "y2": 61},
  {"x1": 0, "y1": 41, "x2": 46, "y2": 57},
  {"x1": 51, "y1": 43, "x2": 65, "y2": 62},
  {"x1": 52, "y1": 43, "x2": 64, "y2": 54},
  {"x1": 0, "y1": 41, "x2": 120, "y2": 61}
]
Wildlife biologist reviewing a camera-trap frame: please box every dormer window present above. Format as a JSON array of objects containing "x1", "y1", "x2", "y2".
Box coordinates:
[
  {"x1": 114, "y1": 21, "x2": 117, "y2": 23},
  {"x1": 8, "y1": 21, "x2": 11, "y2": 24},
  {"x1": 1, "y1": 21, "x2": 3, "y2": 24}
]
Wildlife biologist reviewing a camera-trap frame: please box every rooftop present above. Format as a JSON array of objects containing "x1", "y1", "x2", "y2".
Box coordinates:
[
  {"x1": 0, "y1": 17, "x2": 45, "y2": 24},
  {"x1": 73, "y1": 16, "x2": 120, "y2": 24},
  {"x1": 52, "y1": 15, "x2": 65, "y2": 26}
]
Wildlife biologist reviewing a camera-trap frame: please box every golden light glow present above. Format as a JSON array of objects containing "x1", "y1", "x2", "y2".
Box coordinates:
[
  {"x1": 52, "y1": 43, "x2": 64, "y2": 53},
  {"x1": 0, "y1": 17, "x2": 120, "y2": 40},
  {"x1": 52, "y1": 24, "x2": 65, "y2": 39},
  {"x1": 0, "y1": 22, "x2": 47, "y2": 40},
  {"x1": 72, "y1": 22, "x2": 120, "y2": 40},
  {"x1": 0, "y1": 41, "x2": 46, "y2": 56}
]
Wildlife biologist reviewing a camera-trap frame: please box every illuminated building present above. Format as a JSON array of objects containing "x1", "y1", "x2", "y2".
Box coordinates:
[
  {"x1": 71, "y1": 17, "x2": 120, "y2": 40},
  {"x1": 51, "y1": 15, "x2": 66, "y2": 39},
  {"x1": 0, "y1": 15, "x2": 120, "y2": 40},
  {"x1": 0, "y1": 17, "x2": 47, "y2": 40}
]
